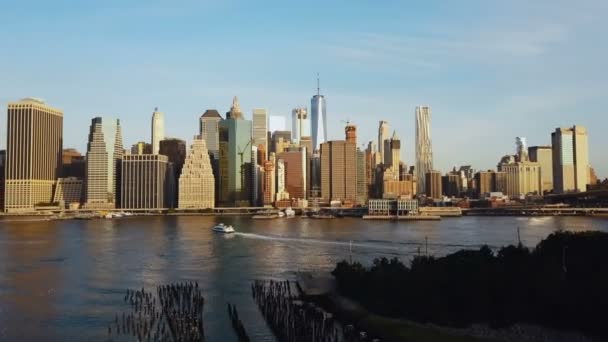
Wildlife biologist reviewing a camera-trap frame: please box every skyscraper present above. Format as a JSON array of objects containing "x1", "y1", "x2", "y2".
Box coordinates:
[
  {"x1": 252, "y1": 108, "x2": 268, "y2": 160},
  {"x1": 383, "y1": 131, "x2": 400, "y2": 172},
  {"x1": 62, "y1": 148, "x2": 86, "y2": 179},
  {"x1": 415, "y1": 106, "x2": 433, "y2": 195},
  {"x1": 425, "y1": 170, "x2": 443, "y2": 199},
  {"x1": 85, "y1": 118, "x2": 109, "y2": 206},
  {"x1": 151, "y1": 108, "x2": 165, "y2": 154},
  {"x1": 277, "y1": 149, "x2": 307, "y2": 200},
  {"x1": 529, "y1": 146, "x2": 553, "y2": 193},
  {"x1": 378, "y1": 121, "x2": 389, "y2": 163},
  {"x1": 275, "y1": 158, "x2": 289, "y2": 201},
  {"x1": 311, "y1": 77, "x2": 327, "y2": 151},
  {"x1": 85, "y1": 117, "x2": 123, "y2": 208},
  {"x1": 551, "y1": 126, "x2": 589, "y2": 193},
  {"x1": 121, "y1": 154, "x2": 173, "y2": 209},
  {"x1": 160, "y1": 138, "x2": 187, "y2": 207},
  {"x1": 262, "y1": 153, "x2": 276, "y2": 205},
  {"x1": 356, "y1": 149, "x2": 367, "y2": 206},
  {"x1": 4, "y1": 98, "x2": 63, "y2": 212},
  {"x1": 199, "y1": 109, "x2": 222, "y2": 159},
  {"x1": 320, "y1": 140, "x2": 357, "y2": 205},
  {"x1": 219, "y1": 96, "x2": 252, "y2": 206},
  {"x1": 178, "y1": 139, "x2": 215, "y2": 209},
  {"x1": 226, "y1": 96, "x2": 244, "y2": 120},
  {"x1": 292, "y1": 107, "x2": 310, "y2": 143}
]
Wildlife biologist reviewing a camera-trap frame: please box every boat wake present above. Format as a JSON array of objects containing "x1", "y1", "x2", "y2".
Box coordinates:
[
  {"x1": 233, "y1": 232, "x2": 495, "y2": 253},
  {"x1": 235, "y1": 232, "x2": 403, "y2": 251}
]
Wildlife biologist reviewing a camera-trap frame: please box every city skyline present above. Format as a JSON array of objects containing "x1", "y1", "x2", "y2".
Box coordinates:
[{"x1": 0, "y1": 1, "x2": 606, "y2": 176}]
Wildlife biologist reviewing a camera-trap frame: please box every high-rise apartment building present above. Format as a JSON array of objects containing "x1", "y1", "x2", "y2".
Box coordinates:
[
  {"x1": 121, "y1": 154, "x2": 173, "y2": 209},
  {"x1": 199, "y1": 109, "x2": 222, "y2": 159},
  {"x1": 311, "y1": 78, "x2": 327, "y2": 151},
  {"x1": 378, "y1": 121, "x2": 389, "y2": 163},
  {"x1": 4, "y1": 98, "x2": 63, "y2": 212},
  {"x1": 219, "y1": 97, "x2": 252, "y2": 206},
  {"x1": 415, "y1": 106, "x2": 433, "y2": 195},
  {"x1": 425, "y1": 170, "x2": 442, "y2": 199},
  {"x1": 178, "y1": 139, "x2": 215, "y2": 209},
  {"x1": 292, "y1": 107, "x2": 310, "y2": 143},
  {"x1": 151, "y1": 108, "x2": 165, "y2": 154},
  {"x1": 84, "y1": 117, "x2": 123, "y2": 208},
  {"x1": 551, "y1": 126, "x2": 589, "y2": 193},
  {"x1": 320, "y1": 140, "x2": 357, "y2": 204},
  {"x1": 528, "y1": 145, "x2": 553, "y2": 193},
  {"x1": 252, "y1": 109, "x2": 268, "y2": 161}
]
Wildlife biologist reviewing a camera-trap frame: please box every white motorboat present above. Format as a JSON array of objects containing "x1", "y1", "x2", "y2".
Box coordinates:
[
  {"x1": 284, "y1": 207, "x2": 296, "y2": 217},
  {"x1": 212, "y1": 223, "x2": 235, "y2": 233}
]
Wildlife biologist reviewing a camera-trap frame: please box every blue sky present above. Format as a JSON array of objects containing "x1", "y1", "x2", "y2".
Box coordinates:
[{"x1": 1, "y1": 0, "x2": 606, "y2": 177}]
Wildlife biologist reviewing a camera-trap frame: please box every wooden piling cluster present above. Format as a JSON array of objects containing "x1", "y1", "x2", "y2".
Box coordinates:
[
  {"x1": 107, "y1": 282, "x2": 205, "y2": 342},
  {"x1": 251, "y1": 279, "x2": 342, "y2": 342}
]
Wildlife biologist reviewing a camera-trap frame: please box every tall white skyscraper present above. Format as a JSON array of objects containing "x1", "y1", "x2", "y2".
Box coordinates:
[
  {"x1": 151, "y1": 107, "x2": 165, "y2": 154},
  {"x1": 378, "y1": 121, "x2": 389, "y2": 163},
  {"x1": 291, "y1": 107, "x2": 310, "y2": 143},
  {"x1": 252, "y1": 108, "x2": 268, "y2": 157},
  {"x1": 311, "y1": 76, "x2": 327, "y2": 151},
  {"x1": 415, "y1": 106, "x2": 433, "y2": 195}
]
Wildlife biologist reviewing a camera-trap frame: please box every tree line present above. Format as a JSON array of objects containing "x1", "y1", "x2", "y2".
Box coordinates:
[{"x1": 332, "y1": 231, "x2": 608, "y2": 338}]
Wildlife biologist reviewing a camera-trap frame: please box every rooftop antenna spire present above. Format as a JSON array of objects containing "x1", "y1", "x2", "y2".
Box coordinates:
[{"x1": 316, "y1": 72, "x2": 320, "y2": 96}]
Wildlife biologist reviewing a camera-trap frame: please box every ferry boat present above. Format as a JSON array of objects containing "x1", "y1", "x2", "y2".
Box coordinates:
[
  {"x1": 284, "y1": 208, "x2": 296, "y2": 217},
  {"x1": 212, "y1": 223, "x2": 235, "y2": 233}
]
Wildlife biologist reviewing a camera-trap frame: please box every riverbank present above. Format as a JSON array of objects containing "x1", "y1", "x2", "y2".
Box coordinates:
[
  {"x1": 329, "y1": 231, "x2": 607, "y2": 341},
  {"x1": 298, "y1": 269, "x2": 597, "y2": 342},
  {"x1": 297, "y1": 272, "x2": 493, "y2": 342}
]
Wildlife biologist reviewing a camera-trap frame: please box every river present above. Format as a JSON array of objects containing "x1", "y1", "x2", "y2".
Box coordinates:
[{"x1": 0, "y1": 215, "x2": 606, "y2": 341}]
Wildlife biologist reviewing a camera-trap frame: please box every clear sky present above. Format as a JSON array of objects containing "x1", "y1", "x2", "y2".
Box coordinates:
[{"x1": 1, "y1": 0, "x2": 606, "y2": 177}]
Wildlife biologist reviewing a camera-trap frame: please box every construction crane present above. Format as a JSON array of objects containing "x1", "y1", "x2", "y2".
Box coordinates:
[{"x1": 237, "y1": 139, "x2": 253, "y2": 202}]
